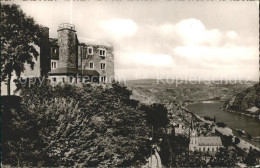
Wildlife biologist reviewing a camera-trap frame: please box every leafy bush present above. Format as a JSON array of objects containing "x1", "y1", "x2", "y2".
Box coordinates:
[
  {"x1": 203, "y1": 116, "x2": 214, "y2": 121},
  {"x1": 216, "y1": 122, "x2": 226, "y2": 128},
  {"x1": 3, "y1": 83, "x2": 151, "y2": 167},
  {"x1": 244, "y1": 148, "x2": 260, "y2": 166}
]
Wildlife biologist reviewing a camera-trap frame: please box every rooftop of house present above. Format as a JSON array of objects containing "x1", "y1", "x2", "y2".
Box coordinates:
[
  {"x1": 49, "y1": 38, "x2": 58, "y2": 45},
  {"x1": 197, "y1": 136, "x2": 222, "y2": 146}
]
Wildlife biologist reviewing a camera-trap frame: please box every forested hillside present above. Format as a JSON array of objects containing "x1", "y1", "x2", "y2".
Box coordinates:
[{"x1": 224, "y1": 83, "x2": 260, "y2": 112}]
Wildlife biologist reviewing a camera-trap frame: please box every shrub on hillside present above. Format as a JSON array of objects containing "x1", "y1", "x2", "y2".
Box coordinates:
[
  {"x1": 203, "y1": 116, "x2": 214, "y2": 121},
  {"x1": 4, "y1": 83, "x2": 151, "y2": 167},
  {"x1": 216, "y1": 122, "x2": 226, "y2": 128}
]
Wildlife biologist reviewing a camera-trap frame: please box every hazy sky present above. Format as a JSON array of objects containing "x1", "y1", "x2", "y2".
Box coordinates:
[{"x1": 7, "y1": 0, "x2": 259, "y2": 81}]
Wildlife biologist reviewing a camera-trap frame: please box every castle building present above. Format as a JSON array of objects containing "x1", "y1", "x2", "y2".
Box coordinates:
[
  {"x1": 48, "y1": 23, "x2": 114, "y2": 84},
  {"x1": 1, "y1": 23, "x2": 115, "y2": 95},
  {"x1": 189, "y1": 117, "x2": 223, "y2": 152}
]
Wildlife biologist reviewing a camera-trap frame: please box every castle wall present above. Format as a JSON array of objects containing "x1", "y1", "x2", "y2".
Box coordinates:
[
  {"x1": 50, "y1": 46, "x2": 59, "y2": 60},
  {"x1": 78, "y1": 44, "x2": 115, "y2": 83},
  {"x1": 39, "y1": 27, "x2": 51, "y2": 76}
]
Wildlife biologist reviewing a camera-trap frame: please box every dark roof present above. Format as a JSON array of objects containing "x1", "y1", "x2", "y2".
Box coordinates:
[
  {"x1": 49, "y1": 38, "x2": 58, "y2": 45},
  {"x1": 49, "y1": 67, "x2": 99, "y2": 76},
  {"x1": 198, "y1": 136, "x2": 222, "y2": 146}
]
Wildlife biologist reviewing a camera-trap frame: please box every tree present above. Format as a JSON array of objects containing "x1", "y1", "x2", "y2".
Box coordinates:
[
  {"x1": 140, "y1": 103, "x2": 169, "y2": 129},
  {"x1": 208, "y1": 147, "x2": 236, "y2": 167},
  {"x1": 1, "y1": 96, "x2": 51, "y2": 166},
  {"x1": 3, "y1": 83, "x2": 152, "y2": 167},
  {"x1": 216, "y1": 122, "x2": 226, "y2": 128},
  {"x1": 247, "y1": 133, "x2": 253, "y2": 140},
  {"x1": 1, "y1": 4, "x2": 42, "y2": 95},
  {"x1": 244, "y1": 148, "x2": 260, "y2": 166},
  {"x1": 221, "y1": 135, "x2": 233, "y2": 147},
  {"x1": 234, "y1": 137, "x2": 240, "y2": 145}
]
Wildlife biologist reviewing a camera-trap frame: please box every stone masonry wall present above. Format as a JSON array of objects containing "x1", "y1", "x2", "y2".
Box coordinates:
[
  {"x1": 58, "y1": 29, "x2": 78, "y2": 69},
  {"x1": 78, "y1": 44, "x2": 115, "y2": 83},
  {"x1": 39, "y1": 27, "x2": 51, "y2": 76}
]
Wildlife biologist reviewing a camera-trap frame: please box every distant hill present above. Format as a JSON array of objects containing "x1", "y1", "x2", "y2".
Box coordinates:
[
  {"x1": 224, "y1": 83, "x2": 260, "y2": 113},
  {"x1": 125, "y1": 79, "x2": 254, "y2": 105}
]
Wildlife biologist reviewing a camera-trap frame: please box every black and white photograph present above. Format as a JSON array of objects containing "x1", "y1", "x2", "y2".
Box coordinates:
[{"x1": 1, "y1": 0, "x2": 259, "y2": 167}]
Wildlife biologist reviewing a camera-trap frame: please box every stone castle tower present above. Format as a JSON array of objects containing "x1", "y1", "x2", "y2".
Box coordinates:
[
  {"x1": 49, "y1": 23, "x2": 115, "y2": 83},
  {"x1": 57, "y1": 23, "x2": 78, "y2": 68}
]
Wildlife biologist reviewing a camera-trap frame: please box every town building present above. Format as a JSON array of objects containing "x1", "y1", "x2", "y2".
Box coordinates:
[{"x1": 189, "y1": 117, "x2": 223, "y2": 152}]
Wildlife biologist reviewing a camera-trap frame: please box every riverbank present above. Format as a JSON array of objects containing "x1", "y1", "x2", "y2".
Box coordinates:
[
  {"x1": 181, "y1": 105, "x2": 260, "y2": 153},
  {"x1": 221, "y1": 108, "x2": 260, "y2": 120}
]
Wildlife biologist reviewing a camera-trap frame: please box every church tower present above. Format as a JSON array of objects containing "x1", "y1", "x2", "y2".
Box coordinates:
[
  {"x1": 57, "y1": 23, "x2": 78, "y2": 68},
  {"x1": 190, "y1": 116, "x2": 197, "y2": 137},
  {"x1": 211, "y1": 115, "x2": 216, "y2": 134},
  {"x1": 189, "y1": 116, "x2": 198, "y2": 151}
]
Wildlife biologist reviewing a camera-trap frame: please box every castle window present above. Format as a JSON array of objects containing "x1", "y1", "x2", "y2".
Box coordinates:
[
  {"x1": 100, "y1": 63, "x2": 106, "y2": 70},
  {"x1": 89, "y1": 62, "x2": 94, "y2": 69},
  {"x1": 99, "y1": 49, "x2": 106, "y2": 57},
  {"x1": 100, "y1": 76, "x2": 106, "y2": 83},
  {"x1": 53, "y1": 77, "x2": 56, "y2": 82},
  {"x1": 51, "y1": 61, "x2": 57, "y2": 69},
  {"x1": 69, "y1": 76, "x2": 73, "y2": 83},
  {"x1": 87, "y1": 47, "x2": 93, "y2": 55}
]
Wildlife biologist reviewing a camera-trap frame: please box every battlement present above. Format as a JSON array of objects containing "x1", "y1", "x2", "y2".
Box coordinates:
[{"x1": 58, "y1": 23, "x2": 76, "y2": 31}]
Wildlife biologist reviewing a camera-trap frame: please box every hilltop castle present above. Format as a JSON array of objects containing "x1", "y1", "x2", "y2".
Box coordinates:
[
  {"x1": 1, "y1": 23, "x2": 115, "y2": 95},
  {"x1": 47, "y1": 23, "x2": 114, "y2": 83}
]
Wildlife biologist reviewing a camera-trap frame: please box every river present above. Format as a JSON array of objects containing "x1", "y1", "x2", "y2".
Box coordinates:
[{"x1": 187, "y1": 101, "x2": 260, "y2": 138}]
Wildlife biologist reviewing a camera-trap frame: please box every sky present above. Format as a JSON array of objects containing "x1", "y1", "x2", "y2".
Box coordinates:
[{"x1": 7, "y1": 0, "x2": 260, "y2": 81}]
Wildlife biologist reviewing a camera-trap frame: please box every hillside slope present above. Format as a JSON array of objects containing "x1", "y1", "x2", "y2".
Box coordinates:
[
  {"x1": 125, "y1": 79, "x2": 253, "y2": 105},
  {"x1": 224, "y1": 83, "x2": 260, "y2": 113}
]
